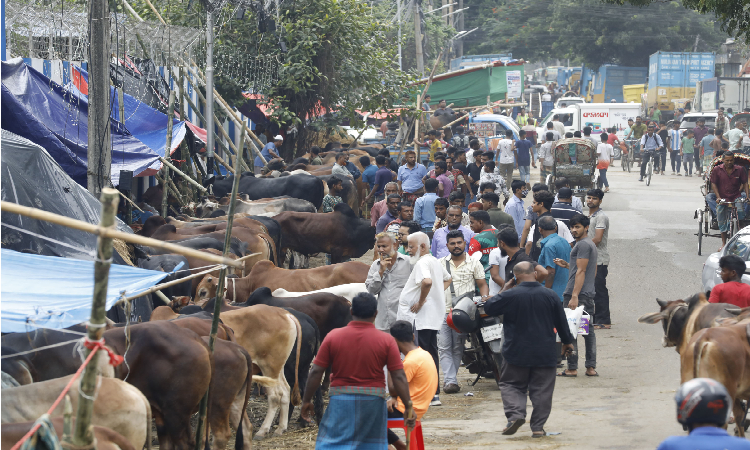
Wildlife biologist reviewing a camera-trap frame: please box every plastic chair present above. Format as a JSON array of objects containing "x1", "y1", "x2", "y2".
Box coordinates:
[{"x1": 387, "y1": 418, "x2": 424, "y2": 450}]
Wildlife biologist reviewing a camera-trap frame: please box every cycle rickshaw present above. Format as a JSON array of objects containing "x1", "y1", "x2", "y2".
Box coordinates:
[
  {"x1": 696, "y1": 153, "x2": 750, "y2": 255},
  {"x1": 545, "y1": 138, "x2": 598, "y2": 198}
]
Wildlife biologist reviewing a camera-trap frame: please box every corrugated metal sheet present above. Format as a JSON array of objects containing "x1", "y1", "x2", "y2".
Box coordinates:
[{"x1": 648, "y1": 52, "x2": 715, "y2": 89}]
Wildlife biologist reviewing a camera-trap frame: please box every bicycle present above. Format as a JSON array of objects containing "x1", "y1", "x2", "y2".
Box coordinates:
[
  {"x1": 643, "y1": 150, "x2": 655, "y2": 186},
  {"x1": 622, "y1": 139, "x2": 638, "y2": 173},
  {"x1": 717, "y1": 197, "x2": 748, "y2": 241}
]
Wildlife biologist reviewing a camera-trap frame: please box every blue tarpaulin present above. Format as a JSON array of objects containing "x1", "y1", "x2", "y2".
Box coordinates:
[
  {"x1": 0, "y1": 58, "x2": 185, "y2": 187},
  {"x1": 0, "y1": 249, "x2": 172, "y2": 332}
]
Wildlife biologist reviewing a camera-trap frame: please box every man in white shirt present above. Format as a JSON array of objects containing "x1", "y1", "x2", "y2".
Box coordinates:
[
  {"x1": 538, "y1": 132, "x2": 555, "y2": 184},
  {"x1": 398, "y1": 231, "x2": 452, "y2": 405},
  {"x1": 366, "y1": 232, "x2": 412, "y2": 332},
  {"x1": 496, "y1": 130, "x2": 517, "y2": 192},
  {"x1": 552, "y1": 114, "x2": 566, "y2": 138},
  {"x1": 331, "y1": 153, "x2": 353, "y2": 179}
]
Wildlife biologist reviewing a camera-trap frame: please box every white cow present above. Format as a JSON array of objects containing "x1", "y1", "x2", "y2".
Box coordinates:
[
  {"x1": 272, "y1": 283, "x2": 366, "y2": 303},
  {"x1": 2, "y1": 375, "x2": 152, "y2": 449}
]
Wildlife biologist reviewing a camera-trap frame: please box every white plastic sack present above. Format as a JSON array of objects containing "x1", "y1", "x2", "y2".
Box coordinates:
[{"x1": 556, "y1": 306, "x2": 584, "y2": 342}]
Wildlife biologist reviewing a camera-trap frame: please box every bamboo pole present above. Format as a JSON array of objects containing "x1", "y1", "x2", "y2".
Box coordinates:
[
  {"x1": 180, "y1": 89, "x2": 237, "y2": 174},
  {"x1": 118, "y1": 190, "x2": 143, "y2": 213},
  {"x1": 72, "y1": 188, "x2": 119, "y2": 447},
  {"x1": 162, "y1": 90, "x2": 176, "y2": 218},
  {"x1": 213, "y1": 154, "x2": 234, "y2": 174},
  {"x1": 184, "y1": 60, "x2": 267, "y2": 165},
  {"x1": 159, "y1": 157, "x2": 208, "y2": 193},
  {"x1": 0, "y1": 201, "x2": 243, "y2": 268},
  {"x1": 194, "y1": 130, "x2": 246, "y2": 450}
]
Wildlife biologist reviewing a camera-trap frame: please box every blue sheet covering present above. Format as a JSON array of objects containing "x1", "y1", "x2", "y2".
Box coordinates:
[
  {"x1": 0, "y1": 58, "x2": 185, "y2": 187},
  {"x1": 0, "y1": 249, "x2": 171, "y2": 332}
]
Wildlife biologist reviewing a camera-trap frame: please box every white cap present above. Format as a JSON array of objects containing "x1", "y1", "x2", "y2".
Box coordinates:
[{"x1": 273, "y1": 135, "x2": 284, "y2": 141}]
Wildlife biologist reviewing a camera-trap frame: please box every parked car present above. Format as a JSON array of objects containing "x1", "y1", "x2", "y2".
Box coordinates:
[
  {"x1": 679, "y1": 113, "x2": 717, "y2": 131},
  {"x1": 701, "y1": 225, "x2": 750, "y2": 295}
]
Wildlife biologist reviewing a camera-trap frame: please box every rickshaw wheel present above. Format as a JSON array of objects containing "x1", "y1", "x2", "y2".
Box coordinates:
[{"x1": 697, "y1": 209, "x2": 703, "y2": 256}]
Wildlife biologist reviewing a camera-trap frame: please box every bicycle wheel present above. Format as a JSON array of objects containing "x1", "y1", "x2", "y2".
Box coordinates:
[
  {"x1": 697, "y1": 210, "x2": 704, "y2": 256},
  {"x1": 622, "y1": 152, "x2": 628, "y2": 171},
  {"x1": 732, "y1": 214, "x2": 740, "y2": 238},
  {"x1": 627, "y1": 150, "x2": 632, "y2": 173},
  {"x1": 646, "y1": 159, "x2": 653, "y2": 186}
]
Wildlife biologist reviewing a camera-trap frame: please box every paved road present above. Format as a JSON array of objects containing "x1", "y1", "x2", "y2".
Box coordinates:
[{"x1": 422, "y1": 165, "x2": 712, "y2": 449}]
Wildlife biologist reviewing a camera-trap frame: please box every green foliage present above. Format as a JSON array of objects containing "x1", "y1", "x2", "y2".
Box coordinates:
[
  {"x1": 603, "y1": 0, "x2": 750, "y2": 44},
  {"x1": 463, "y1": 0, "x2": 728, "y2": 68}
]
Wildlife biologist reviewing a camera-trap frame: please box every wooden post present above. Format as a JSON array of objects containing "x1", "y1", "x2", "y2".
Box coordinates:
[
  {"x1": 411, "y1": 49, "x2": 444, "y2": 164},
  {"x1": 118, "y1": 88, "x2": 132, "y2": 224},
  {"x1": 414, "y1": 0, "x2": 424, "y2": 76},
  {"x1": 194, "y1": 131, "x2": 245, "y2": 450},
  {"x1": 87, "y1": 0, "x2": 111, "y2": 195},
  {"x1": 72, "y1": 188, "x2": 119, "y2": 447},
  {"x1": 162, "y1": 90, "x2": 176, "y2": 218}
]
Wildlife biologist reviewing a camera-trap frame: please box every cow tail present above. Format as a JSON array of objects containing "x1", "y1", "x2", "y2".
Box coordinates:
[
  {"x1": 693, "y1": 338, "x2": 712, "y2": 379},
  {"x1": 290, "y1": 314, "x2": 303, "y2": 406},
  {"x1": 235, "y1": 348, "x2": 254, "y2": 450}
]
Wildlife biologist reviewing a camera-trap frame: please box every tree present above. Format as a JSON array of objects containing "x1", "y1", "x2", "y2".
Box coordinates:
[
  {"x1": 462, "y1": 0, "x2": 727, "y2": 68},
  {"x1": 603, "y1": 0, "x2": 750, "y2": 44}
]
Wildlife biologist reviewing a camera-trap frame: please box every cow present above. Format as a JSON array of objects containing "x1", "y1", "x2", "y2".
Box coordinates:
[
  {"x1": 202, "y1": 305, "x2": 302, "y2": 439},
  {"x1": 210, "y1": 173, "x2": 325, "y2": 208},
  {"x1": 272, "y1": 283, "x2": 366, "y2": 303},
  {"x1": 680, "y1": 322, "x2": 750, "y2": 436},
  {"x1": 2, "y1": 419, "x2": 137, "y2": 450},
  {"x1": 193, "y1": 196, "x2": 318, "y2": 219},
  {"x1": 274, "y1": 203, "x2": 375, "y2": 265},
  {"x1": 2, "y1": 376, "x2": 152, "y2": 449},
  {"x1": 638, "y1": 293, "x2": 742, "y2": 354},
  {"x1": 1, "y1": 348, "x2": 34, "y2": 386},
  {"x1": 1, "y1": 322, "x2": 214, "y2": 450},
  {"x1": 241, "y1": 287, "x2": 351, "y2": 339},
  {"x1": 149, "y1": 307, "x2": 235, "y2": 341},
  {"x1": 141, "y1": 235, "x2": 247, "y2": 258},
  {"x1": 196, "y1": 260, "x2": 370, "y2": 303},
  {"x1": 136, "y1": 254, "x2": 192, "y2": 301}
]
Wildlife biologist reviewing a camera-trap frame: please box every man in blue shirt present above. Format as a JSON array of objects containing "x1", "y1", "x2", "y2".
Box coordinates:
[
  {"x1": 504, "y1": 180, "x2": 528, "y2": 241},
  {"x1": 376, "y1": 194, "x2": 402, "y2": 233},
  {"x1": 415, "y1": 178, "x2": 439, "y2": 232},
  {"x1": 362, "y1": 155, "x2": 394, "y2": 205},
  {"x1": 431, "y1": 205, "x2": 474, "y2": 258},
  {"x1": 360, "y1": 156, "x2": 378, "y2": 190},
  {"x1": 515, "y1": 130, "x2": 535, "y2": 190},
  {"x1": 397, "y1": 150, "x2": 428, "y2": 202},
  {"x1": 657, "y1": 378, "x2": 750, "y2": 450},
  {"x1": 536, "y1": 216, "x2": 570, "y2": 301},
  {"x1": 254, "y1": 135, "x2": 282, "y2": 173}
]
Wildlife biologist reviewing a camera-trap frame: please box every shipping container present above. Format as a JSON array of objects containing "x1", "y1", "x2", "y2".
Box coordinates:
[
  {"x1": 590, "y1": 65, "x2": 648, "y2": 103},
  {"x1": 623, "y1": 84, "x2": 647, "y2": 103},
  {"x1": 647, "y1": 51, "x2": 715, "y2": 111},
  {"x1": 694, "y1": 77, "x2": 750, "y2": 113}
]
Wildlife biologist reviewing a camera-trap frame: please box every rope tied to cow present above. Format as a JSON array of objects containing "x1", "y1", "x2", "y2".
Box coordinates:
[{"x1": 10, "y1": 337, "x2": 123, "y2": 450}]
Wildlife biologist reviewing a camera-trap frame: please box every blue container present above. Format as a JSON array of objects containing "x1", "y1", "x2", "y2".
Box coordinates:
[
  {"x1": 592, "y1": 65, "x2": 648, "y2": 102},
  {"x1": 541, "y1": 101, "x2": 554, "y2": 118},
  {"x1": 648, "y1": 52, "x2": 715, "y2": 89}
]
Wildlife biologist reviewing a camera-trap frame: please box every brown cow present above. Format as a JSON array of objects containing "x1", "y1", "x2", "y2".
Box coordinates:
[
  {"x1": 273, "y1": 204, "x2": 375, "y2": 264},
  {"x1": 195, "y1": 260, "x2": 369, "y2": 303},
  {"x1": 638, "y1": 293, "x2": 741, "y2": 354},
  {"x1": 680, "y1": 322, "x2": 750, "y2": 436},
  {"x1": 149, "y1": 306, "x2": 235, "y2": 341},
  {"x1": 2, "y1": 419, "x2": 137, "y2": 450}
]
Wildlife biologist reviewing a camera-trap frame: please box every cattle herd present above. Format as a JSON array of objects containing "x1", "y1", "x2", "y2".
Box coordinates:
[{"x1": 0, "y1": 146, "x2": 384, "y2": 449}]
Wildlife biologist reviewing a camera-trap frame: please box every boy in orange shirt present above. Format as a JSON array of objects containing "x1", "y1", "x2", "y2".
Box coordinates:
[{"x1": 387, "y1": 321, "x2": 438, "y2": 450}]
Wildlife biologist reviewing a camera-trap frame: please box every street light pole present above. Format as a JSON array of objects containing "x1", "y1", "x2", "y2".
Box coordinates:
[
  {"x1": 397, "y1": 0, "x2": 402, "y2": 70},
  {"x1": 205, "y1": 10, "x2": 215, "y2": 175}
]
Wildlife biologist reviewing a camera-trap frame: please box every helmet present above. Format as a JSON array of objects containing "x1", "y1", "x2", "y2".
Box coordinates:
[
  {"x1": 450, "y1": 297, "x2": 479, "y2": 334},
  {"x1": 675, "y1": 378, "x2": 732, "y2": 428},
  {"x1": 446, "y1": 311, "x2": 460, "y2": 333}
]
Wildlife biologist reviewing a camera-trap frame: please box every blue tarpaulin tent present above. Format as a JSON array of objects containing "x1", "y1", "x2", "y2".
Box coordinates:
[
  {"x1": 0, "y1": 249, "x2": 172, "y2": 332},
  {"x1": 0, "y1": 58, "x2": 185, "y2": 187}
]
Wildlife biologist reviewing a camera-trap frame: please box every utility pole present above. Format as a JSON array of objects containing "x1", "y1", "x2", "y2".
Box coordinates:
[
  {"x1": 456, "y1": 0, "x2": 464, "y2": 58},
  {"x1": 87, "y1": 0, "x2": 112, "y2": 195},
  {"x1": 205, "y1": 10, "x2": 216, "y2": 177},
  {"x1": 397, "y1": 0, "x2": 402, "y2": 70},
  {"x1": 414, "y1": 0, "x2": 424, "y2": 76},
  {"x1": 693, "y1": 34, "x2": 700, "y2": 52}
]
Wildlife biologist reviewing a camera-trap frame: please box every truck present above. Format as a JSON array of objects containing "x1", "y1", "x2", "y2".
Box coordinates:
[
  {"x1": 535, "y1": 103, "x2": 642, "y2": 143},
  {"x1": 693, "y1": 77, "x2": 750, "y2": 113},
  {"x1": 647, "y1": 51, "x2": 715, "y2": 118},
  {"x1": 589, "y1": 65, "x2": 648, "y2": 103}
]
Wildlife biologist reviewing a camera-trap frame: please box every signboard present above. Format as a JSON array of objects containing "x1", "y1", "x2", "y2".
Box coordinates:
[
  {"x1": 506, "y1": 70, "x2": 522, "y2": 98},
  {"x1": 469, "y1": 122, "x2": 495, "y2": 138}
]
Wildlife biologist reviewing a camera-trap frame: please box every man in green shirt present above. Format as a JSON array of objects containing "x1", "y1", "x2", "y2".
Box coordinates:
[
  {"x1": 680, "y1": 129, "x2": 696, "y2": 177},
  {"x1": 626, "y1": 116, "x2": 647, "y2": 163},
  {"x1": 650, "y1": 106, "x2": 661, "y2": 123},
  {"x1": 480, "y1": 192, "x2": 515, "y2": 229},
  {"x1": 467, "y1": 210, "x2": 499, "y2": 282}
]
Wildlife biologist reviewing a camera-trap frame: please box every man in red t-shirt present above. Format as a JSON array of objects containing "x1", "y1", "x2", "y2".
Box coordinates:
[
  {"x1": 301, "y1": 293, "x2": 415, "y2": 447},
  {"x1": 709, "y1": 255, "x2": 750, "y2": 308}
]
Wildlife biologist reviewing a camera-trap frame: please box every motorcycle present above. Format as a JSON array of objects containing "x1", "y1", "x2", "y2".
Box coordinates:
[{"x1": 450, "y1": 297, "x2": 504, "y2": 388}]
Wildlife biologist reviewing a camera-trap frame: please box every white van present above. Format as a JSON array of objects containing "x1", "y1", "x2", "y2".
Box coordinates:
[{"x1": 536, "y1": 103, "x2": 642, "y2": 143}]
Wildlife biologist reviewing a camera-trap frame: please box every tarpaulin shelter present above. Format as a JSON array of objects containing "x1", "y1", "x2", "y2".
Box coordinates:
[
  {"x1": 0, "y1": 249, "x2": 170, "y2": 332},
  {"x1": 1, "y1": 58, "x2": 185, "y2": 187},
  {"x1": 415, "y1": 60, "x2": 526, "y2": 108},
  {"x1": 0, "y1": 129, "x2": 135, "y2": 264}
]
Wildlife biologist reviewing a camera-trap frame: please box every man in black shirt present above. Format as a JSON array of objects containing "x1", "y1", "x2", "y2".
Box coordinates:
[
  {"x1": 466, "y1": 144, "x2": 484, "y2": 196},
  {"x1": 497, "y1": 227, "x2": 548, "y2": 287},
  {"x1": 550, "y1": 187, "x2": 578, "y2": 231},
  {"x1": 485, "y1": 261, "x2": 575, "y2": 437}
]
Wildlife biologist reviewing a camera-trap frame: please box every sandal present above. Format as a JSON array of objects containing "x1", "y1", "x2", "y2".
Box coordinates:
[
  {"x1": 557, "y1": 371, "x2": 577, "y2": 377},
  {"x1": 532, "y1": 431, "x2": 546, "y2": 438},
  {"x1": 585, "y1": 370, "x2": 599, "y2": 377},
  {"x1": 502, "y1": 419, "x2": 526, "y2": 435}
]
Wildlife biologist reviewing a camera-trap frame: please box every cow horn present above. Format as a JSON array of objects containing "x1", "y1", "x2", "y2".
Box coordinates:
[{"x1": 656, "y1": 298, "x2": 669, "y2": 309}]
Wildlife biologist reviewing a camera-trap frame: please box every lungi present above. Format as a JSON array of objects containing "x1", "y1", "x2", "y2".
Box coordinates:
[{"x1": 315, "y1": 388, "x2": 387, "y2": 449}]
